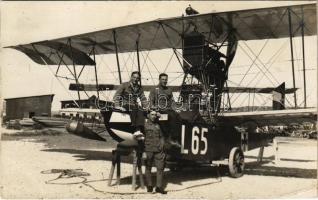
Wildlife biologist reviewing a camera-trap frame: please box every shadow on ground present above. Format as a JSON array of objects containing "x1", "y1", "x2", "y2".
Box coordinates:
[
  {"x1": 245, "y1": 162, "x2": 316, "y2": 179},
  {"x1": 245, "y1": 155, "x2": 315, "y2": 163},
  {"x1": 43, "y1": 148, "x2": 317, "y2": 180}
]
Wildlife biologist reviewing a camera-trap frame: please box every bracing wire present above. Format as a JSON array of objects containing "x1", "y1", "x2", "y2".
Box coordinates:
[
  {"x1": 140, "y1": 24, "x2": 161, "y2": 73},
  {"x1": 232, "y1": 8, "x2": 288, "y2": 88},
  {"x1": 241, "y1": 41, "x2": 280, "y2": 84},
  {"x1": 118, "y1": 48, "x2": 134, "y2": 78},
  {"x1": 162, "y1": 37, "x2": 182, "y2": 73},
  {"x1": 246, "y1": 40, "x2": 296, "y2": 107},
  {"x1": 129, "y1": 52, "x2": 137, "y2": 73},
  {"x1": 140, "y1": 51, "x2": 156, "y2": 85},
  {"x1": 163, "y1": 50, "x2": 177, "y2": 73},
  {"x1": 46, "y1": 66, "x2": 80, "y2": 108},
  {"x1": 229, "y1": 40, "x2": 295, "y2": 107},
  {"x1": 229, "y1": 46, "x2": 275, "y2": 101},
  {"x1": 248, "y1": 42, "x2": 294, "y2": 107},
  {"x1": 228, "y1": 8, "x2": 292, "y2": 107},
  {"x1": 144, "y1": 53, "x2": 161, "y2": 74},
  {"x1": 168, "y1": 73, "x2": 185, "y2": 84},
  {"x1": 97, "y1": 55, "x2": 118, "y2": 81}
]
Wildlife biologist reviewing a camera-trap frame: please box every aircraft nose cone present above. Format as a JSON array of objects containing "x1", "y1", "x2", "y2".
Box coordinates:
[
  {"x1": 66, "y1": 121, "x2": 79, "y2": 133},
  {"x1": 66, "y1": 121, "x2": 106, "y2": 142}
]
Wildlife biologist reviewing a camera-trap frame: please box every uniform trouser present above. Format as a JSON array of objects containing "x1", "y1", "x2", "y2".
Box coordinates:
[
  {"x1": 123, "y1": 104, "x2": 145, "y2": 130},
  {"x1": 145, "y1": 151, "x2": 165, "y2": 188},
  {"x1": 158, "y1": 110, "x2": 179, "y2": 140}
]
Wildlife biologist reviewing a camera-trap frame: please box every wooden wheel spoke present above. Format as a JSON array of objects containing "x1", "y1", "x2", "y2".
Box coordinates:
[{"x1": 229, "y1": 147, "x2": 245, "y2": 178}]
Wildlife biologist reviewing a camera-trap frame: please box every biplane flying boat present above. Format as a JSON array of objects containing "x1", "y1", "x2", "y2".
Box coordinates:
[{"x1": 6, "y1": 3, "x2": 317, "y2": 177}]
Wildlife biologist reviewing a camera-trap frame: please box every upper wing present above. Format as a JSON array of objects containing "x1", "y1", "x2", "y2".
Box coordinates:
[
  {"x1": 6, "y1": 3, "x2": 316, "y2": 65},
  {"x1": 219, "y1": 108, "x2": 317, "y2": 127}
]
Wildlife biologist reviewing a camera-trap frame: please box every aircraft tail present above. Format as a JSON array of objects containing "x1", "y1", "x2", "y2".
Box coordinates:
[{"x1": 272, "y1": 82, "x2": 285, "y2": 110}]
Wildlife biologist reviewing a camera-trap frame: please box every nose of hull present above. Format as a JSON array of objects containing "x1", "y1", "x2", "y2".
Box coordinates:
[
  {"x1": 66, "y1": 121, "x2": 106, "y2": 141},
  {"x1": 101, "y1": 109, "x2": 138, "y2": 147}
]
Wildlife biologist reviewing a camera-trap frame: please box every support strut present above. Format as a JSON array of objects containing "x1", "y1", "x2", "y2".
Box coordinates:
[
  {"x1": 113, "y1": 30, "x2": 122, "y2": 84},
  {"x1": 136, "y1": 38, "x2": 142, "y2": 85},
  {"x1": 301, "y1": 7, "x2": 307, "y2": 108},
  {"x1": 69, "y1": 38, "x2": 82, "y2": 108},
  {"x1": 92, "y1": 46, "x2": 100, "y2": 99},
  {"x1": 288, "y1": 8, "x2": 297, "y2": 108}
]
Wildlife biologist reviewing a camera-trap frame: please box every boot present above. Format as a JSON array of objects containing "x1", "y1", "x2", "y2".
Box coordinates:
[
  {"x1": 155, "y1": 187, "x2": 167, "y2": 194},
  {"x1": 147, "y1": 186, "x2": 153, "y2": 193}
]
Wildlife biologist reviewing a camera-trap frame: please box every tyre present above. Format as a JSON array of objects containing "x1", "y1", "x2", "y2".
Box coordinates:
[{"x1": 228, "y1": 147, "x2": 245, "y2": 178}]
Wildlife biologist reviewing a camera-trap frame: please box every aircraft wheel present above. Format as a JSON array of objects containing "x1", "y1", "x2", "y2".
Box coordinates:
[{"x1": 228, "y1": 147, "x2": 245, "y2": 178}]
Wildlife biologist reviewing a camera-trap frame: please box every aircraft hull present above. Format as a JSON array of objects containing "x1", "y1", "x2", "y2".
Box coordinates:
[{"x1": 100, "y1": 109, "x2": 274, "y2": 161}]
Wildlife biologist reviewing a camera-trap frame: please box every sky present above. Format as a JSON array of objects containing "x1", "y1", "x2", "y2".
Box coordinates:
[{"x1": 1, "y1": 1, "x2": 316, "y2": 111}]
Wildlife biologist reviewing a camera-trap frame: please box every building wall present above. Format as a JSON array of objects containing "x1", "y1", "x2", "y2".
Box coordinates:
[{"x1": 5, "y1": 95, "x2": 53, "y2": 121}]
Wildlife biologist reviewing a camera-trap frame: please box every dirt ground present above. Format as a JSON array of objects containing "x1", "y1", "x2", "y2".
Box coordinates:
[{"x1": 0, "y1": 129, "x2": 317, "y2": 199}]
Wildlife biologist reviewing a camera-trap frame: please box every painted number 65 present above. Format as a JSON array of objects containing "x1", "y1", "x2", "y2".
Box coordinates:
[{"x1": 181, "y1": 125, "x2": 208, "y2": 155}]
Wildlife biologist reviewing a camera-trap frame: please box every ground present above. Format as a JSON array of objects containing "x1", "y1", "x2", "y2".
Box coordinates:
[{"x1": 0, "y1": 128, "x2": 317, "y2": 199}]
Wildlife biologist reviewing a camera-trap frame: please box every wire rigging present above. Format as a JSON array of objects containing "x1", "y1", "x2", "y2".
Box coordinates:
[{"x1": 140, "y1": 51, "x2": 156, "y2": 85}]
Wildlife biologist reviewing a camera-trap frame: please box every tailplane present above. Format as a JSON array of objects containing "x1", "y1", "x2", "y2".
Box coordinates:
[{"x1": 272, "y1": 83, "x2": 285, "y2": 110}]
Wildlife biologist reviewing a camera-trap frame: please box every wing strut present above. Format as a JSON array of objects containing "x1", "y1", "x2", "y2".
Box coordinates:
[
  {"x1": 225, "y1": 81, "x2": 232, "y2": 111},
  {"x1": 173, "y1": 48, "x2": 184, "y2": 71},
  {"x1": 31, "y1": 42, "x2": 81, "y2": 108},
  {"x1": 301, "y1": 6, "x2": 307, "y2": 108},
  {"x1": 77, "y1": 47, "x2": 96, "y2": 79},
  {"x1": 69, "y1": 38, "x2": 82, "y2": 108},
  {"x1": 92, "y1": 46, "x2": 100, "y2": 100},
  {"x1": 55, "y1": 49, "x2": 76, "y2": 78},
  {"x1": 136, "y1": 36, "x2": 142, "y2": 85},
  {"x1": 113, "y1": 30, "x2": 122, "y2": 84},
  {"x1": 288, "y1": 8, "x2": 297, "y2": 108}
]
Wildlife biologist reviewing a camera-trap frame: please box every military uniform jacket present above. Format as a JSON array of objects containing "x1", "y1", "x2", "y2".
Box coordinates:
[
  {"x1": 149, "y1": 85, "x2": 175, "y2": 110},
  {"x1": 144, "y1": 119, "x2": 164, "y2": 152},
  {"x1": 113, "y1": 81, "x2": 147, "y2": 108}
]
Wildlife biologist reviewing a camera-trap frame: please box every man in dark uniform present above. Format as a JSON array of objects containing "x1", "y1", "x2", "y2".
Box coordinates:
[
  {"x1": 113, "y1": 71, "x2": 147, "y2": 139},
  {"x1": 149, "y1": 73, "x2": 180, "y2": 146},
  {"x1": 206, "y1": 46, "x2": 227, "y2": 76},
  {"x1": 144, "y1": 110, "x2": 167, "y2": 194}
]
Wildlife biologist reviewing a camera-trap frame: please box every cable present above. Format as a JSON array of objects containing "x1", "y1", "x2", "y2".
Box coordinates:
[
  {"x1": 229, "y1": 8, "x2": 293, "y2": 106},
  {"x1": 145, "y1": 54, "x2": 161, "y2": 75},
  {"x1": 46, "y1": 66, "x2": 80, "y2": 108},
  {"x1": 229, "y1": 40, "x2": 295, "y2": 107},
  {"x1": 140, "y1": 25, "x2": 161, "y2": 73},
  {"x1": 120, "y1": 52, "x2": 134, "y2": 77},
  {"x1": 168, "y1": 73, "x2": 184, "y2": 84},
  {"x1": 241, "y1": 41, "x2": 280, "y2": 84},
  {"x1": 140, "y1": 52, "x2": 155, "y2": 85},
  {"x1": 41, "y1": 167, "x2": 222, "y2": 195},
  {"x1": 163, "y1": 50, "x2": 176, "y2": 73},
  {"x1": 96, "y1": 55, "x2": 118, "y2": 81}
]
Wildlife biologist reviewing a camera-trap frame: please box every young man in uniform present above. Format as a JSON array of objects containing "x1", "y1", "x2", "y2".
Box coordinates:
[
  {"x1": 148, "y1": 73, "x2": 180, "y2": 147},
  {"x1": 113, "y1": 71, "x2": 147, "y2": 139},
  {"x1": 144, "y1": 110, "x2": 167, "y2": 194}
]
